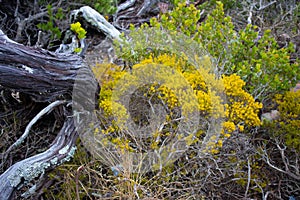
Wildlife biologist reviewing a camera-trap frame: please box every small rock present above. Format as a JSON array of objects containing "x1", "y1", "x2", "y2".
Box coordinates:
[
  {"x1": 292, "y1": 83, "x2": 300, "y2": 92},
  {"x1": 261, "y1": 110, "x2": 280, "y2": 121}
]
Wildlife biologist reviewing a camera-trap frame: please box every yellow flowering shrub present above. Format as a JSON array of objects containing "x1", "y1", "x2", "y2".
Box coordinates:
[
  {"x1": 263, "y1": 90, "x2": 300, "y2": 151},
  {"x1": 93, "y1": 54, "x2": 262, "y2": 154}
]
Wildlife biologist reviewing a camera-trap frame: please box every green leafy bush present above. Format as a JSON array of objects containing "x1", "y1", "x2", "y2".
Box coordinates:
[
  {"x1": 148, "y1": 2, "x2": 300, "y2": 101},
  {"x1": 37, "y1": 4, "x2": 64, "y2": 40},
  {"x1": 152, "y1": 2, "x2": 200, "y2": 37}
]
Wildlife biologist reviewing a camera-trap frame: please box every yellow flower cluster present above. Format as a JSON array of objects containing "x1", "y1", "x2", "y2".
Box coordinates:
[
  {"x1": 111, "y1": 137, "x2": 133, "y2": 153},
  {"x1": 99, "y1": 99, "x2": 113, "y2": 116},
  {"x1": 92, "y1": 63, "x2": 126, "y2": 102},
  {"x1": 134, "y1": 53, "x2": 191, "y2": 72},
  {"x1": 222, "y1": 121, "x2": 235, "y2": 138},
  {"x1": 275, "y1": 91, "x2": 300, "y2": 120},
  {"x1": 195, "y1": 90, "x2": 212, "y2": 113},
  {"x1": 223, "y1": 74, "x2": 262, "y2": 127},
  {"x1": 92, "y1": 64, "x2": 129, "y2": 136},
  {"x1": 157, "y1": 85, "x2": 179, "y2": 109},
  {"x1": 136, "y1": 56, "x2": 261, "y2": 151},
  {"x1": 184, "y1": 71, "x2": 207, "y2": 91}
]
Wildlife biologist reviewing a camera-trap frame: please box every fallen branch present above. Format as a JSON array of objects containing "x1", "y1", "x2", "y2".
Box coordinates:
[
  {"x1": 1, "y1": 100, "x2": 66, "y2": 166},
  {"x1": 0, "y1": 117, "x2": 78, "y2": 200}
]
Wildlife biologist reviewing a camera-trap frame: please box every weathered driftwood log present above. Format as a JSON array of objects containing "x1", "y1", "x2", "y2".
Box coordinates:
[{"x1": 0, "y1": 31, "x2": 99, "y2": 199}]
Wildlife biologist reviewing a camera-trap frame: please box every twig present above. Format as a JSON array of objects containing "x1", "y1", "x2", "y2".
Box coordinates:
[
  {"x1": 14, "y1": 7, "x2": 56, "y2": 42},
  {"x1": 258, "y1": 0, "x2": 276, "y2": 11},
  {"x1": 14, "y1": 0, "x2": 20, "y2": 17},
  {"x1": 136, "y1": 0, "x2": 158, "y2": 17},
  {"x1": 262, "y1": 146, "x2": 300, "y2": 180},
  {"x1": 244, "y1": 158, "x2": 251, "y2": 198},
  {"x1": 14, "y1": 0, "x2": 64, "y2": 41},
  {"x1": 247, "y1": 4, "x2": 254, "y2": 24},
  {"x1": 76, "y1": 165, "x2": 85, "y2": 200},
  {"x1": 2, "y1": 100, "x2": 65, "y2": 160}
]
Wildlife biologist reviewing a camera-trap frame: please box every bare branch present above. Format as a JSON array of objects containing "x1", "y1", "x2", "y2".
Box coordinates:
[
  {"x1": 0, "y1": 118, "x2": 78, "y2": 200},
  {"x1": 137, "y1": 0, "x2": 158, "y2": 17},
  {"x1": 244, "y1": 158, "x2": 251, "y2": 198},
  {"x1": 116, "y1": 0, "x2": 136, "y2": 13},
  {"x1": 262, "y1": 144, "x2": 300, "y2": 181},
  {"x1": 0, "y1": 30, "x2": 99, "y2": 199},
  {"x1": 247, "y1": 4, "x2": 254, "y2": 24},
  {"x1": 257, "y1": 1, "x2": 277, "y2": 11},
  {"x1": 2, "y1": 100, "x2": 66, "y2": 161}
]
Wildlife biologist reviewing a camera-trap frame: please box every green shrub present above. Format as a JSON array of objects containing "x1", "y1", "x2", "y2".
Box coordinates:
[
  {"x1": 37, "y1": 4, "x2": 64, "y2": 40},
  {"x1": 148, "y1": 1, "x2": 300, "y2": 101}
]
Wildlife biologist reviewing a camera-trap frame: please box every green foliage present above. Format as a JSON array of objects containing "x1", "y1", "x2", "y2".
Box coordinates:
[
  {"x1": 198, "y1": 2, "x2": 299, "y2": 99},
  {"x1": 227, "y1": 27, "x2": 298, "y2": 98},
  {"x1": 37, "y1": 4, "x2": 64, "y2": 40},
  {"x1": 198, "y1": 0, "x2": 241, "y2": 12},
  {"x1": 149, "y1": 1, "x2": 300, "y2": 100},
  {"x1": 195, "y1": 2, "x2": 235, "y2": 71},
  {"x1": 81, "y1": 0, "x2": 117, "y2": 14},
  {"x1": 70, "y1": 22, "x2": 87, "y2": 39},
  {"x1": 169, "y1": 0, "x2": 180, "y2": 6},
  {"x1": 94, "y1": 0, "x2": 117, "y2": 14},
  {"x1": 151, "y1": 2, "x2": 200, "y2": 37},
  {"x1": 115, "y1": 23, "x2": 179, "y2": 64}
]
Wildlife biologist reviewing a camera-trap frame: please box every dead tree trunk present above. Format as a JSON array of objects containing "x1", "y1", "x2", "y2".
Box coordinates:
[{"x1": 0, "y1": 32, "x2": 99, "y2": 199}]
